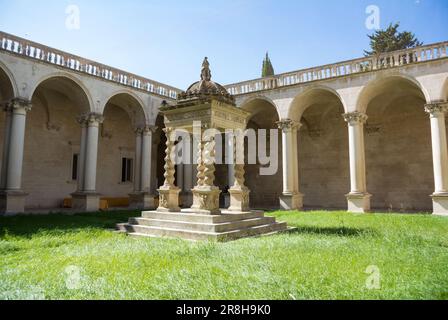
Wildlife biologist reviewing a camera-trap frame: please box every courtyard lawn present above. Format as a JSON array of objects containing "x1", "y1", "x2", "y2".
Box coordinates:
[{"x1": 0, "y1": 210, "x2": 447, "y2": 300}]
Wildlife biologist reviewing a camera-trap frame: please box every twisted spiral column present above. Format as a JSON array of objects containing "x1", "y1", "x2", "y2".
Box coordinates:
[
  {"x1": 163, "y1": 127, "x2": 176, "y2": 187},
  {"x1": 203, "y1": 135, "x2": 216, "y2": 187}
]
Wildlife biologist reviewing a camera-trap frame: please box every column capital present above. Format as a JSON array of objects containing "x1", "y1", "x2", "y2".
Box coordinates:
[
  {"x1": 77, "y1": 112, "x2": 104, "y2": 126},
  {"x1": 142, "y1": 125, "x2": 158, "y2": 134},
  {"x1": 342, "y1": 112, "x2": 368, "y2": 125},
  {"x1": 425, "y1": 102, "x2": 448, "y2": 117},
  {"x1": 4, "y1": 98, "x2": 32, "y2": 114},
  {"x1": 276, "y1": 119, "x2": 301, "y2": 132}
]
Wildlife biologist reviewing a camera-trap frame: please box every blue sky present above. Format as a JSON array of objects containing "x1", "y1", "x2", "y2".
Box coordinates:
[{"x1": 0, "y1": 0, "x2": 447, "y2": 89}]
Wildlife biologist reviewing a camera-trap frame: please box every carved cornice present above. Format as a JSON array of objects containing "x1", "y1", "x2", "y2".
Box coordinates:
[
  {"x1": 342, "y1": 112, "x2": 368, "y2": 125},
  {"x1": 424, "y1": 102, "x2": 448, "y2": 116}
]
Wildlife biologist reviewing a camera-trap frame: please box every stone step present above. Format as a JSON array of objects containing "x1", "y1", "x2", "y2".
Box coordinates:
[
  {"x1": 141, "y1": 210, "x2": 265, "y2": 224},
  {"x1": 116, "y1": 221, "x2": 288, "y2": 242},
  {"x1": 128, "y1": 216, "x2": 276, "y2": 233}
]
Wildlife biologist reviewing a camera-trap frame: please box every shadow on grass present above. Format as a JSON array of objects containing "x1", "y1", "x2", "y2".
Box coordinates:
[
  {"x1": 289, "y1": 225, "x2": 376, "y2": 237},
  {"x1": 0, "y1": 211, "x2": 138, "y2": 238}
]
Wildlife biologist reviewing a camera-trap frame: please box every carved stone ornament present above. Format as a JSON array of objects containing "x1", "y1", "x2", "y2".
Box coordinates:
[
  {"x1": 425, "y1": 102, "x2": 448, "y2": 115},
  {"x1": 342, "y1": 112, "x2": 368, "y2": 125}
]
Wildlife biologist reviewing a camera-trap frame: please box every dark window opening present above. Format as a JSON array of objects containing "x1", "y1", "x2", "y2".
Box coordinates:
[
  {"x1": 72, "y1": 154, "x2": 79, "y2": 181},
  {"x1": 121, "y1": 158, "x2": 133, "y2": 183}
]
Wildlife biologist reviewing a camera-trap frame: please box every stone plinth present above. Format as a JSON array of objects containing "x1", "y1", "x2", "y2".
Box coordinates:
[
  {"x1": 432, "y1": 193, "x2": 448, "y2": 216},
  {"x1": 157, "y1": 187, "x2": 181, "y2": 212},
  {"x1": 346, "y1": 192, "x2": 371, "y2": 213},
  {"x1": 228, "y1": 186, "x2": 250, "y2": 212},
  {"x1": 0, "y1": 190, "x2": 27, "y2": 215},
  {"x1": 71, "y1": 192, "x2": 100, "y2": 212},
  {"x1": 185, "y1": 187, "x2": 221, "y2": 215},
  {"x1": 280, "y1": 192, "x2": 303, "y2": 210}
]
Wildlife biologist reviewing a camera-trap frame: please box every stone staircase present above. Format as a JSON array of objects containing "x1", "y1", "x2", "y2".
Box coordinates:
[{"x1": 116, "y1": 210, "x2": 290, "y2": 242}]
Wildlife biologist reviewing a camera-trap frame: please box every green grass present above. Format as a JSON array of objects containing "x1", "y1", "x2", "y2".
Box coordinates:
[{"x1": 0, "y1": 210, "x2": 447, "y2": 300}]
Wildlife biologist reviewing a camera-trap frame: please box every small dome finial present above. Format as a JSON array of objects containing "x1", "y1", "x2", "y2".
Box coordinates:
[{"x1": 201, "y1": 57, "x2": 211, "y2": 81}]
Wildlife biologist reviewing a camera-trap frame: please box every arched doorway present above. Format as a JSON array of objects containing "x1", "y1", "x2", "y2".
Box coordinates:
[
  {"x1": 241, "y1": 97, "x2": 281, "y2": 209},
  {"x1": 360, "y1": 76, "x2": 432, "y2": 211},
  {"x1": 24, "y1": 75, "x2": 91, "y2": 209},
  {"x1": 289, "y1": 87, "x2": 349, "y2": 209}
]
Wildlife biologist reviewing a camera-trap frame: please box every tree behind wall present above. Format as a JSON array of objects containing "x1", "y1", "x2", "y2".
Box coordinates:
[
  {"x1": 364, "y1": 22, "x2": 423, "y2": 56},
  {"x1": 262, "y1": 52, "x2": 275, "y2": 77}
]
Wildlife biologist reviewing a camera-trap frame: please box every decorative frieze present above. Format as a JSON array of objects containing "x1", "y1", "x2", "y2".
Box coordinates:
[{"x1": 342, "y1": 112, "x2": 368, "y2": 125}]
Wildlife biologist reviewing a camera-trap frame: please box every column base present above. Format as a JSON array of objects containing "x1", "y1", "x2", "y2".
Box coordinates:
[
  {"x1": 346, "y1": 193, "x2": 371, "y2": 213},
  {"x1": 129, "y1": 192, "x2": 156, "y2": 210},
  {"x1": 157, "y1": 187, "x2": 181, "y2": 212},
  {"x1": 228, "y1": 187, "x2": 250, "y2": 212},
  {"x1": 431, "y1": 193, "x2": 448, "y2": 216},
  {"x1": 187, "y1": 187, "x2": 221, "y2": 215},
  {"x1": 279, "y1": 192, "x2": 303, "y2": 210},
  {"x1": 71, "y1": 192, "x2": 100, "y2": 212},
  {"x1": 0, "y1": 190, "x2": 28, "y2": 215}
]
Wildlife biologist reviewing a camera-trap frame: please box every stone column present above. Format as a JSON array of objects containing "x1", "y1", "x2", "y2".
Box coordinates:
[
  {"x1": 228, "y1": 130, "x2": 250, "y2": 212},
  {"x1": 0, "y1": 98, "x2": 32, "y2": 215},
  {"x1": 133, "y1": 128, "x2": 143, "y2": 193},
  {"x1": 224, "y1": 132, "x2": 235, "y2": 208},
  {"x1": 72, "y1": 113, "x2": 103, "y2": 212},
  {"x1": 157, "y1": 127, "x2": 181, "y2": 212},
  {"x1": 129, "y1": 125, "x2": 156, "y2": 209},
  {"x1": 277, "y1": 119, "x2": 303, "y2": 210},
  {"x1": 188, "y1": 129, "x2": 221, "y2": 215},
  {"x1": 76, "y1": 116, "x2": 88, "y2": 192},
  {"x1": 343, "y1": 112, "x2": 371, "y2": 213},
  {"x1": 425, "y1": 102, "x2": 448, "y2": 215}
]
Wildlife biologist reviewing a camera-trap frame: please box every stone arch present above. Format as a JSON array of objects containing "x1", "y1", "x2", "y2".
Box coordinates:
[
  {"x1": 361, "y1": 74, "x2": 432, "y2": 211},
  {"x1": 0, "y1": 61, "x2": 18, "y2": 101},
  {"x1": 101, "y1": 91, "x2": 148, "y2": 128},
  {"x1": 240, "y1": 95, "x2": 280, "y2": 120},
  {"x1": 29, "y1": 73, "x2": 93, "y2": 113},
  {"x1": 357, "y1": 74, "x2": 429, "y2": 113},
  {"x1": 288, "y1": 85, "x2": 347, "y2": 121},
  {"x1": 289, "y1": 86, "x2": 348, "y2": 209},
  {"x1": 240, "y1": 96, "x2": 281, "y2": 209},
  {"x1": 22, "y1": 73, "x2": 93, "y2": 209},
  {"x1": 96, "y1": 93, "x2": 148, "y2": 202}
]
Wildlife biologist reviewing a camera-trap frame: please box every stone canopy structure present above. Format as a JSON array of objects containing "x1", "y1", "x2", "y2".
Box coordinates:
[{"x1": 117, "y1": 58, "x2": 289, "y2": 241}]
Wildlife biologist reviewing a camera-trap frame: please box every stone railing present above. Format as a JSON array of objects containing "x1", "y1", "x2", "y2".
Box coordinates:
[
  {"x1": 225, "y1": 41, "x2": 448, "y2": 95},
  {"x1": 0, "y1": 31, "x2": 180, "y2": 100}
]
